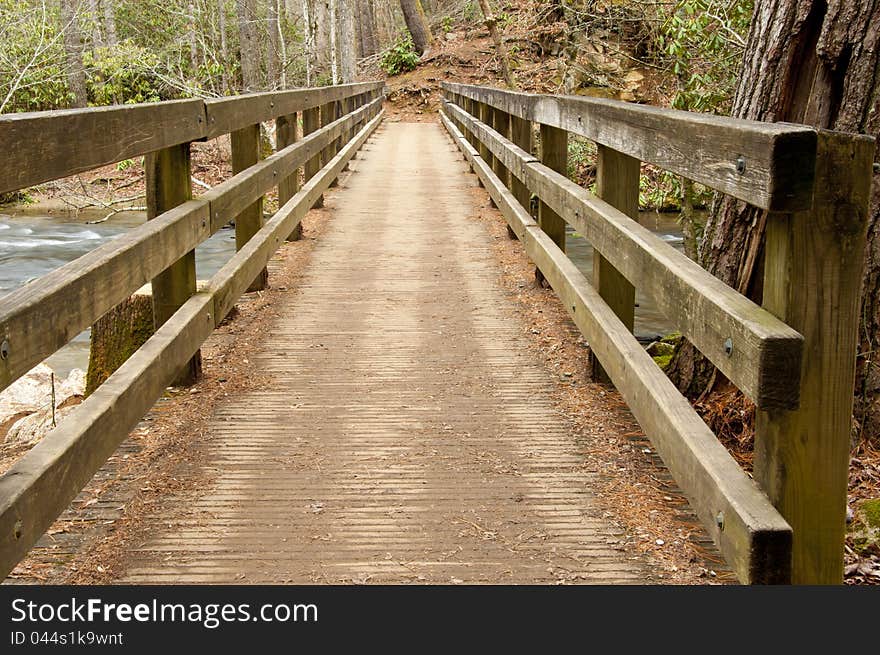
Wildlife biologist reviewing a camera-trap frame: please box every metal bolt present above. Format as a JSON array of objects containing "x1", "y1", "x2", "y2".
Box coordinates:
[
  {"x1": 0, "y1": 339, "x2": 9, "y2": 360},
  {"x1": 724, "y1": 338, "x2": 733, "y2": 356},
  {"x1": 715, "y1": 511, "x2": 724, "y2": 530},
  {"x1": 736, "y1": 156, "x2": 746, "y2": 174}
]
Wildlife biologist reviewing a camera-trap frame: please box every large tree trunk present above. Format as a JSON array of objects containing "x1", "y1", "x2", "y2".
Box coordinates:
[
  {"x1": 236, "y1": 0, "x2": 262, "y2": 91},
  {"x1": 219, "y1": 0, "x2": 230, "y2": 93},
  {"x1": 338, "y1": 0, "x2": 356, "y2": 82},
  {"x1": 357, "y1": 0, "x2": 378, "y2": 57},
  {"x1": 267, "y1": 0, "x2": 281, "y2": 88},
  {"x1": 668, "y1": 0, "x2": 880, "y2": 447},
  {"x1": 102, "y1": 0, "x2": 118, "y2": 47},
  {"x1": 314, "y1": 0, "x2": 332, "y2": 81},
  {"x1": 399, "y1": 0, "x2": 432, "y2": 55},
  {"x1": 60, "y1": 0, "x2": 88, "y2": 108}
]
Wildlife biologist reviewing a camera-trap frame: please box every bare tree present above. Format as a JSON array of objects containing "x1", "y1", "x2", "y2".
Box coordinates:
[
  {"x1": 357, "y1": 0, "x2": 378, "y2": 57},
  {"x1": 236, "y1": 0, "x2": 261, "y2": 91},
  {"x1": 475, "y1": 0, "x2": 515, "y2": 88},
  {"x1": 399, "y1": 0, "x2": 432, "y2": 55},
  {"x1": 102, "y1": 0, "x2": 118, "y2": 47},
  {"x1": 267, "y1": 0, "x2": 281, "y2": 88},
  {"x1": 338, "y1": 0, "x2": 356, "y2": 82},
  {"x1": 60, "y1": 0, "x2": 88, "y2": 107}
]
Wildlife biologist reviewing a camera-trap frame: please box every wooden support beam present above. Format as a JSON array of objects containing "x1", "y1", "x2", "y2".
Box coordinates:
[
  {"x1": 537, "y1": 123, "x2": 567, "y2": 285},
  {"x1": 508, "y1": 114, "x2": 532, "y2": 240},
  {"x1": 144, "y1": 143, "x2": 201, "y2": 385},
  {"x1": 591, "y1": 145, "x2": 638, "y2": 383},
  {"x1": 755, "y1": 131, "x2": 875, "y2": 584},
  {"x1": 231, "y1": 124, "x2": 268, "y2": 291},
  {"x1": 303, "y1": 106, "x2": 322, "y2": 208},
  {"x1": 276, "y1": 112, "x2": 302, "y2": 241}
]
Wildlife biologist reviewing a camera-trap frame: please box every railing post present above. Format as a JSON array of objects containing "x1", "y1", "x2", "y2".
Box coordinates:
[
  {"x1": 491, "y1": 106, "x2": 511, "y2": 189},
  {"x1": 144, "y1": 143, "x2": 201, "y2": 385},
  {"x1": 755, "y1": 131, "x2": 874, "y2": 584},
  {"x1": 322, "y1": 101, "x2": 339, "y2": 188},
  {"x1": 303, "y1": 105, "x2": 322, "y2": 209},
  {"x1": 507, "y1": 113, "x2": 531, "y2": 239},
  {"x1": 231, "y1": 124, "x2": 268, "y2": 291},
  {"x1": 536, "y1": 123, "x2": 567, "y2": 284},
  {"x1": 276, "y1": 111, "x2": 301, "y2": 241},
  {"x1": 591, "y1": 145, "x2": 638, "y2": 383}
]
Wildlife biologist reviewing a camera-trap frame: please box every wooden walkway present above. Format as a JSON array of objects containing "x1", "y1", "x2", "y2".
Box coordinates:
[{"x1": 116, "y1": 122, "x2": 653, "y2": 584}]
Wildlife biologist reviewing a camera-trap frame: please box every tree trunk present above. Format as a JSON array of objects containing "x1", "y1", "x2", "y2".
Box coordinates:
[
  {"x1": 314, "y1": 0, "x2": 332, "y2": 80},
  {"x1": 475, "y1": 0, "x2": 516, "y2": 88},
  {"x1": 667, "y1": 0, "x2": 880, "y2": 443},
  {"x1": 358, "y1": 0, "x2": 378, "y2": 57},
  {"x1": 102, "y1": 0, "x2": 117, "y2": 47},
  {"x1": 267, "y1": 0, "x2": 281, "y2": 88},
  {"x1": 219, "y1": 0, "x2": 229, "y2": 93},
  {"x1": 188, "y1": 1, "x2": 199, "y2": 72},
  {"x1": 301, "y1": 0, "x2": 314, "y2": 85},
  {"x1": 88, "y1": 0, "x2": 103, "y2": 49},
  {"x1": 399, "y1": 0, "x2": 432, "y2": 55},
  {"x1": 235, "y1": 0, "x2": 262, "y2": 91},
  {"x1": 60, "y1": 0, "x2": 88, "y2": 108},
  {"x1": 329, "y1": 0, "x2": 339, "y2": 83},
  {"x1": 338, "y1": 0, "x2": 356, "y2": 82}
]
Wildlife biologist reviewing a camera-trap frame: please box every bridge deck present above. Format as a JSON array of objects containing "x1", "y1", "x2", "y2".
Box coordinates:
[{"x1": 116, "y1": 122, "x2": 654, "y2": 584}]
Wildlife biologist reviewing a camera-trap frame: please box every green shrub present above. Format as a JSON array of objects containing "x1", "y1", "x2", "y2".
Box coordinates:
[
  {"x1": 84, "y1": 43, "x2": 162, "y2": 105},
  {"x1": 380, "y1": 37, "x2": 420, "y2": 76}
]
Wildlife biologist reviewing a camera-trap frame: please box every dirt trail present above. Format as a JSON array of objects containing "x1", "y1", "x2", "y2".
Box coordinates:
[{"x1": 108, "y1": 122, "x2": 659, "y2": 584}]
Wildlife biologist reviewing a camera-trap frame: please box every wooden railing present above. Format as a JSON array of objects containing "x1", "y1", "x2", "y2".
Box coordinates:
[
  {"x1": 440, "y1": 82, "x2": 874, "y2": 585},
  {"x1": 0, "y1": 82, "x2": 385, "y2": 578}
]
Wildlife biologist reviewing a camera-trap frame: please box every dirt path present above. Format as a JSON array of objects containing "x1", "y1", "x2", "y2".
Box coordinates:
[{"x1": 107, "y1": 122, "x2": 658, "y2": 584}]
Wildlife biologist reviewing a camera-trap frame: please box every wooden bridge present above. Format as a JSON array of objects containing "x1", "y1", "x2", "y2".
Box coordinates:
[{"x1": 0, "y1": 81, "x2": 873, "y2": 585}]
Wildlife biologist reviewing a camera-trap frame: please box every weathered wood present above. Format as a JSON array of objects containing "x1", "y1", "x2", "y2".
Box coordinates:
[
  {"x1": 145, "y1": 143, "x2": 201, "y2": 385},
  {"x1": 755, "y1": 131, "x2": 874, "y2": 584},
  {"x1": 0, "y1": 100, "x2": 205, "y2": 195},
  {"x1": 203, "y1": 82, "x2": 382, "y2": 139},
  {"x1": 0, "y1": 108, "x2": 384, "y2": 580},
  {"x1": 276, "y1": 112, "x2": 302, "y2": 241},
  {"x1": 508, "y1": 114, "x2": 533, "y2": 212},
  {"x1": 231, "y1": 124, "x2": 268, "y2": 292},
  {"x1": 323, "y1": 102, "x2": 340, "y2": 188},
  {"x1": 441, "y1": 110, "x2": 792, "y2": 583},
  {"x1": 303, "y1": 105, "x2": 323, "y2": 208},
  {"x1": 209, "y1": 110, "x2": 385, "y2": 325},
  {"x1": 442, "y1": 82, "x2": 817, "y2": 212},
  {"x1": 537, "y1": 122, "x2": 567, "y2": 285},
  {"x1": 591, "y1": 145, "x2": 638, "y2": 383},
  {"x1": 0, "y1": 293, "x2": 214, "y2": 580},
  {"x1": 444, "y1": 99, "x2": 803, "y2": 410},
  {"x1": 491, "y1": 107, "x2": 511, "y2": 190},
  {"x1": 0, "y1": 200, "x2": 209, "y2": 395}
]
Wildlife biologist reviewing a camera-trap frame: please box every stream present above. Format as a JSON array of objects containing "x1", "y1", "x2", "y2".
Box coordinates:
[
  {"x1": 0, "y1": 208, "x2": 685, "y2": 377},
  {"x1": 0, "y1": 208, "x2": 237, "y2": 377}
]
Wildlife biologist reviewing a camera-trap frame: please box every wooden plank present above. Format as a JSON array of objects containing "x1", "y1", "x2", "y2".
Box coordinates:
[
  {"x1": 441, "y1": 110, "x2": 792, "y2": 584},
  {"x1": 0, "y1": 109, "x2": 385, "y2": 580},
  {"x1": 0, "y1": 201, "x2": 209, "y2": 394},
  {"x1": 592, "y1": 145, "x2": 638, "y2": 383},
  {"x1": 231, "y1": 124, "x2": 268, "y2": 291},
  {"x1": 444, "y1": 99, "x2": 803, "y2": 410},
  {"x1": 206, "y1": 98, "x2": 380, "y2": 231},
  {"x1": 0, "y1": 293, "x2": 214, "y2": 580},
  {"x1": 755, "y1": 131, "x2": 875, "y2": 584},
  {"x1": 442, "y1": 82, "x2": 817, "y2": 212},
  {"x1": 145, "y1": 143, "x2": 201, "y2": 385},
  {"x1": 209, "y1": 110, "x2": 385, "y2": 325},
  {"x1": 0, "y1": 99, "x2": 205, "y2": 194},
  {"x1": 276, "y1": 112, "x2": 302, "y2": 241},
  {"x1": 509, "y1": 114, "x2": 533, "y2": 213},
  {"x1": 536, "y1": 122, "x2": 567, "y2": 287},
  {"x1": 203, "y1": 82, "x2": 382, "y2": 139},
  {"x1": 302, "y1": 105, "x2": 323, "y2": 208}
]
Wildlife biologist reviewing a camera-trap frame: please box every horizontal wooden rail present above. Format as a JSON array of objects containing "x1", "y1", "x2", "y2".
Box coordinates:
[
  {"x1": 0, "y1": 106, "x2": 385, "y2": 580},
  {"x1": 442, "y1": 82, "x2": 817, "y2": 212},
  {"x1": 443, "y1": 99, "x2": 803, "y2": 410},
  {"x1": 0, "y1": 95, "x2": 384, "y2": 394},
  {"x1": 0, "y1": 82, "x2": 384, "y2": 194},
  {"x1": 441, "y1": 109, "x2": 792, "y2": 583}
]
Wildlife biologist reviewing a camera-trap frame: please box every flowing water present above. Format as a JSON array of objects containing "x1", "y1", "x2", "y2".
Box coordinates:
[
  {"x1": 566, "y1": 210, "x2": 685, "y2": 341},
  {"x1": 0, "y1": 209, "x2": 237, "y2": 377},
  {"x1": 0, "y1": 208, "x2": 686, "y2": 377}
]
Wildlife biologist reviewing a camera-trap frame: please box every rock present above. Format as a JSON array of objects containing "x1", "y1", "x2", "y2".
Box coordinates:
[
  {"x1": 646, "y1": 341, "x2": 675, "y2": 358},
  {"x1": 0, "y1": 363, "x2": 85, "y2": 446}
]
